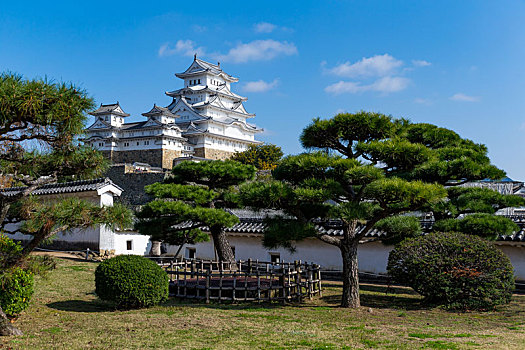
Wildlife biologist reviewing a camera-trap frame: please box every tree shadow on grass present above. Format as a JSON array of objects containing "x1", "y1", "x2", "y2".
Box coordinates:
[
  {"x1": 161, "y1": 297, "x2": 287, "y2": 311},
  {"x1": 46, "y1": 299, "x2": 116, "y2": 313},
  {"x1": 320, "y1": 283, "x2": 432, "y2": 311}
]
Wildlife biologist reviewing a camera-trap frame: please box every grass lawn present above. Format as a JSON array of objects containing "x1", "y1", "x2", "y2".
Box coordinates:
[{"x1": 2, "y1": 257, "x2": 525, "y2": 349}]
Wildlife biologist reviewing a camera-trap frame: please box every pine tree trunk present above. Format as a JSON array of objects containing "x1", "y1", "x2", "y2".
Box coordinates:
[
  {"x1": 210, "y1": 225, "x2": 235, "y2": 263},
  {"x1": 0, "y1": 202, "x2": 10, "y2": 230},
  {"x1": 340, "y1": 239, "x2": 360, "y2": 308},
  {"x1": 0, "y1": 305, "x2": 22, "y2": 336},
  {"x1": 149, "y1": 241, "x2": 161, "y2": 256}
]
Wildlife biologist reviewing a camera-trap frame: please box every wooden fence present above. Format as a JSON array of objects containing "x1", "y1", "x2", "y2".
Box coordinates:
[{"x1": 150, "y1": 257, "x2": 322, "y2": 303}]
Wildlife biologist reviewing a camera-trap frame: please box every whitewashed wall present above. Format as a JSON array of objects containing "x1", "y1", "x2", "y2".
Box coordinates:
[
  {"x1": 113, "y1": 232, "x2": 152, "y2": 255},
  {"x1": 165, "y1": 235, "x2": 392, "y2": 275},
  {"x1": 165, "y1": 234, "x2": 525, "y2": 281},
  {"x1": 496, "y1": 245, "x2": 525, "y2": 281}
]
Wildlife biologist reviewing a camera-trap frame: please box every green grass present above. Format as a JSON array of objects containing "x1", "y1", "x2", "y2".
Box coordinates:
[{"x1": 2, "y1": 257, "x2": 525, "y2": 349}]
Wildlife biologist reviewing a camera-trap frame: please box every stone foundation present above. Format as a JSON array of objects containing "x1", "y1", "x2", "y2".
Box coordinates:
[
  {"x1": 193, "y1": 147, "x2": 234, "y2": 160},
  {"x1": 105, "y1": 165, "x2": 166, "y2": 206},
  {"x1": 101, "y1": 149, "x2": 182, "y2": 169}
]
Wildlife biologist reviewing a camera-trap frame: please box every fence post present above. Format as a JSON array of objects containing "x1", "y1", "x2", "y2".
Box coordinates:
[{"x1": 205, "y1": 269, "x2": 210, "y2": 304}]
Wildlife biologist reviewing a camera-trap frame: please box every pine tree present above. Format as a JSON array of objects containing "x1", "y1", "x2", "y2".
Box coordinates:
[
  {"x1": 0, "y1": 73, "x2": 132, "y2": 335},
  {"x1": 240, "y1": 112, "x2": 505, "y2": 308},
  {"x1": 136, "y1": 160, "x2": 256, "y2": 263}
]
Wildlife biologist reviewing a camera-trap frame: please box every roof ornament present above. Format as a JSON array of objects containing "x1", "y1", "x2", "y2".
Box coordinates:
[
  {"x1": 194, "y1": 53, "x2": 197, "y2": 60},
  {"x1": 217, "y1": 61, "x2": 221, "y2": 69}
]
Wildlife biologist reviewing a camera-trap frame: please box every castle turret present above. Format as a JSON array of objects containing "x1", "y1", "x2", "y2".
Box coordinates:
[{"x1": 88, "y1": 102, "x2": 130, "y2": 128}]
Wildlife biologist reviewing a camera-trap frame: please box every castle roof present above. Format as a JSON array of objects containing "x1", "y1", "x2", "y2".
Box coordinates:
[
  {"x1": 166, "y1": 84, "x2": 247, "y2": 102},
  {"x1": 89, "y1": 102, "x2": 130, "y2": 117},
  {"x1": 1, "y1": 178, "x2": 123, "y2": 197},
  {"x1": 142, "y1": 104, "x2": 178, "y2": 118},
  {"x1": 175, "y1": 56, "x2": 238, "y2": 83}
]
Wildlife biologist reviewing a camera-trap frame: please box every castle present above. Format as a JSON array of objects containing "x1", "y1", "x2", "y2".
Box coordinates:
[{"x1": 85, "y1": 56, "x2": 262, "y2": 169}]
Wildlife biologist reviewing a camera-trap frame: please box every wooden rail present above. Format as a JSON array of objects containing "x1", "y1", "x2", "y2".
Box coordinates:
[{"x1": 149, "y1": 257, "x2": 322, "y2": 303}]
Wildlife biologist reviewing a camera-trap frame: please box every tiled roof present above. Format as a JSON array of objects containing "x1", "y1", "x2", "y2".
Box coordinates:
[
  {"x1": 498, "y1": 229, "x2": 525, "y2": 242},
  {"x1": 142, "y1": 104, "x2": 178, "y2": 118},
  {"x1": 89, "y1": 103, "x2": 130, "y2": 117},
  {"x1": 1, "y1": 178, "x2": 122, "y2": 197},
  {"x1": 199, "y1": 209, "x2": 525, "y2": 243}
]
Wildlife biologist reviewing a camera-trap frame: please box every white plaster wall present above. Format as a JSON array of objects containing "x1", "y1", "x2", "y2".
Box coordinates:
[
  {"x1": 168, "y1": 236, "x2": 391, "y2": 274},
  {"x1": 4, "y1": 223, "x2": 101, "y2": 247},
  {"x1": 99, "y1": 192, "x2": 113, "y2": 207},
  {"x1": 496, "y1": 245, "x2": 525, "y2": 281},
  {"x1": 113, "y1": 232, "x2": 152, "y2": 255}
]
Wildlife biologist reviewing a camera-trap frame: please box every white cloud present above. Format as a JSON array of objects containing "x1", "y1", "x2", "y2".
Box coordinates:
[
  {"x1": 450, "y1": 93, "x2": 480, "y2": 102},
  {"x1": 326, "y1": 54, "x2": 403, "y2": 78},
  {"x1": 412, "y1": 59, "x2": 432, "y2": 67},
  {"x1": 254, "y1": 22, "x2": 276, "y2": 33},
  {"x1": 325, "y1": 81, "x2": 363, "y2": 94},
  {"x1": 215, "y1": 40, "x2": 297, "y2": 63},
  {"x1": 243, "y1": 79, "x2": 279, "y2": 93},
  {"x1": 158, "y1": 40, "x2": 206, "y2": 57},
  {"x1": 371, "y1": 76, "x2": 410, "y2": 93},
  {"x1": 325, "y1": 76, "x2": 410, "y2": 95}
]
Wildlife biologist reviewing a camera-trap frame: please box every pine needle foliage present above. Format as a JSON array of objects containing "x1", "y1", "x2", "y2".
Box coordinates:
[
  {"x1": 240, "y1": 111, "x2": 506, "y2": 308},
  {"x1": 136, "y1": 160, "x2": 256, "y2": 261}
]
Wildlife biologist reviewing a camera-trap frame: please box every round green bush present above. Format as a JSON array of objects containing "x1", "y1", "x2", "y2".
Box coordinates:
[
  {"x1": 387, "y1": 232, "x2": 514, "y2": 310},
  {"x1": 95, "y1": 255, "x2": 168, "y2": 309},
  {"x1": 0, "y1": 233, "x2": 23, "y2": 266},
  {"x1": 0, "y1": 267, "x2": 34, "y2": 317}
]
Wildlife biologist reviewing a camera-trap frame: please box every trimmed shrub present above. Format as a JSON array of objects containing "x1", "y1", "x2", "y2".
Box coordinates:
[
  {"x1": 0, "y1": 234, "x2": 34, "y2": 317},
  {"x1": 95, "y1": 255, "x2": 168, "y2": 309},
  {"x1": 0, "y1": 233, "x2": 23, "y2": 266},
  {"x1": 0, "y1": 267, "x2": 34, "y2": 317},
  {"x1": 387, "y1": 232, "x2": 514, "y2": 310}
]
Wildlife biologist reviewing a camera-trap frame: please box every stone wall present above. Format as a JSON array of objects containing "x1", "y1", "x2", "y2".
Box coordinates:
[
  {"x1": 162, "y1": 149, "x2": 182, "y2": 169},
  {"x1": 105, "y1": 165, "x2": 166, "y2": 206},
  {"x1": 101, "y1": 149, "x2": 183, "y2": 169},
  {"x1": 194, "y1": 147, "x2": 234, "y2": 160}
]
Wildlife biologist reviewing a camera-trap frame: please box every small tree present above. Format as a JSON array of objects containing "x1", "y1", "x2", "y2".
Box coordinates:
[
  {"x1": 136, "y1": 160, "x2": 256, "y2": 263},
  {"x1": 240, "y1": 112, "x2": 504, "y2": 308},
  {"x1": 0, "y1": 73, "x2": 132, "y2": 335},
  {"x1": 231, "y1": 143, "x2": 283, "y2": 170}
]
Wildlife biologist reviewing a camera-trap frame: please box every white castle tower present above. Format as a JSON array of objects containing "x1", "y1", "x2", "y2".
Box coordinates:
[
  {"x1": 84, "y1": 56, "x2": 262, "y2": 169},
  {"x1": 166, "y1": 55, "x2": 262, "y2": 159}
]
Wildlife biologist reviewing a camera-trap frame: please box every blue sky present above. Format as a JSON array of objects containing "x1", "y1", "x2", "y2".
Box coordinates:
[{"x1": 1, "y1": 1, "x2": 525, "y2": 179}]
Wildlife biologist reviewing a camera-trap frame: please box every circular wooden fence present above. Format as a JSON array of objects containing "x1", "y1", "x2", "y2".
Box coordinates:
[{"x1": 151, "y1": 258, "x2": 322, "y2": 303}]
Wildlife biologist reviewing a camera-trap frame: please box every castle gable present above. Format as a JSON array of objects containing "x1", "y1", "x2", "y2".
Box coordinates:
[{"x1": 87, "y1": 119, "x2": 112, "y2": 130}]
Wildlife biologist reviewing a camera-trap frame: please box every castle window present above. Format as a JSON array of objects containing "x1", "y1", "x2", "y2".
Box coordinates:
[
  {"x1": 269, "y1": 252, "x2": 280, "y2": 264},
  {"x1": 144, "y1": 141, "x2": 149, "y2": 145},
  {"x1": 186, "y1": 247, "x2": 196, "y2": 259},
  {"x1": 198, "y1": 79, "x2": 201, "y2": 84},
  {"x1": 137, "y1": 142, "x2": 139, "y2": 145},
  {"x1": 126, "y1": 240, "x2": 133, "y2": 251}
]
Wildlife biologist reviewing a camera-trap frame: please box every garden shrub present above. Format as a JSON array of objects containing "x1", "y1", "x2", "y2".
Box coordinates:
[
  {"x1": 387, "y1": 232, "x2": 514, "y2": 310},
  {"x1": 95, "y1": 255, "x2": 169, "y2": 309},
  {"x1": 0, "y1": 233, "x2": 23, "y2": 266},
  {"x1": 25, "y1": 255, "x2": 57, "y2": 276},
  {"x1": 0, "y1": 234, "x2": 35, "y2": 317},
  {"x1": 0, "y1": 267, "x2": 34, "y2": 317}
]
